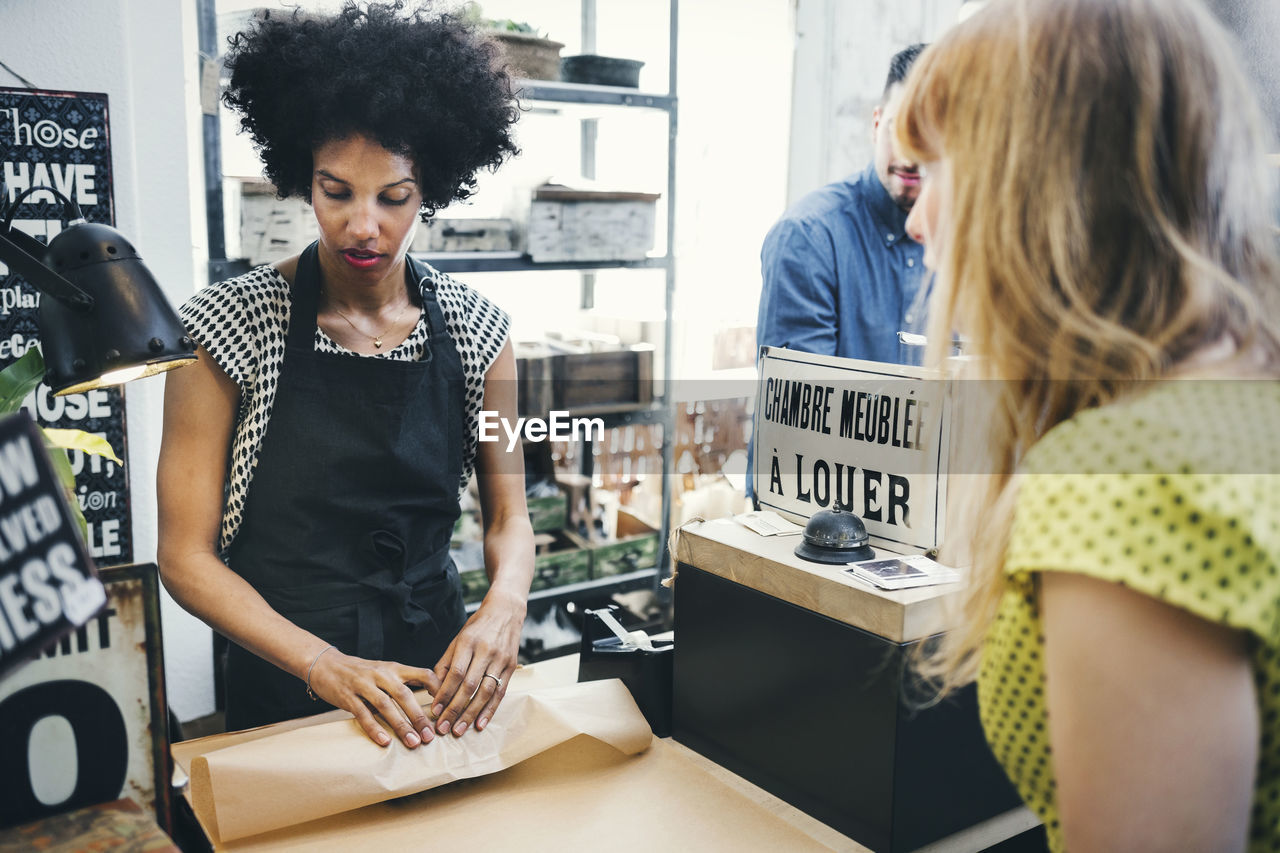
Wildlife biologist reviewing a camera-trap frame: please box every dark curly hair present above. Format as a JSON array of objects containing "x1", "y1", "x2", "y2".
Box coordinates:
[{"x1": 222, "y1": 0, "x2": 519, "y2": 219}]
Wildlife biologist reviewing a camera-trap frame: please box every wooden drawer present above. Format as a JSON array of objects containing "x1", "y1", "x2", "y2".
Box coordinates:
[{"x1": 530, "y1": 530, "x2": 592, "y2": 592}]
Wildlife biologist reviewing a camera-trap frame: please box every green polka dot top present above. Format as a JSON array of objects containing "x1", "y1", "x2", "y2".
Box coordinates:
[{"x1": 980, "y1": 379, "x2": 1280, "y2": 851}]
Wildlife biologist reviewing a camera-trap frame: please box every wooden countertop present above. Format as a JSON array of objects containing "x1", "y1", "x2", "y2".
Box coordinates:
[
  {"x1": 535, "y1": 651, "x2": 1037, "y2": 852},
  {"x1": 671, "y1": 517, "x2": 963, "y2": 643}
]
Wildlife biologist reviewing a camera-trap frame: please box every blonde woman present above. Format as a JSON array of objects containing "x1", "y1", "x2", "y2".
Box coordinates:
[{"x1": 896, "y1": 0, "x2": 1280, "y2": 849}]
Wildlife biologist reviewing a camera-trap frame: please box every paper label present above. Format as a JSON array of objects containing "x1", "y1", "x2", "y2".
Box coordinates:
[{"x1": 736, "y1": 510, "x2": 804, "y2": 537}]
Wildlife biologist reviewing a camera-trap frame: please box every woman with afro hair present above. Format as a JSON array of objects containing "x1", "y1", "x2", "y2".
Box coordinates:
[{"x1": 157, "y1": 1, "x2": 533, "y2": 749}]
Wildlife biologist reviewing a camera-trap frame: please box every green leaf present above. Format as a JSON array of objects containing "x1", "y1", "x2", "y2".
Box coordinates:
[
  {"x1": 45, "y1": 444, "x2": 89, "y2": 542},
  {"x1": 43, "y1": 428, "x2": 123, "y2": 465},
  {"x1": 0, "y1": 346, "x2": 44, "y2": 415},
  {"x1": 45, "y1": 441, "x2": 76, "y2": 492}
]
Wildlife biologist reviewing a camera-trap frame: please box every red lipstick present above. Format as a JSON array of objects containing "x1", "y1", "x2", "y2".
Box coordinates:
[{"x1": 341, "y1": 248, "x2": 381, "y2": 269}]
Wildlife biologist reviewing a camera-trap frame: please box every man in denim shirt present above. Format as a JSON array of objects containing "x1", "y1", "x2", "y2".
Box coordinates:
[
  {"x1": 749, "y1": 46, "x2": 927, "y2": 502},
  {"x1": 756, "y1": 45, "x2": 928, "y2": 365}
]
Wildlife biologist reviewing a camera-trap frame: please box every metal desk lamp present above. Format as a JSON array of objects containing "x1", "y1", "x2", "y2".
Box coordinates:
[{"x1": 0, "y1": 183, "x2": 196, "y2": 394}]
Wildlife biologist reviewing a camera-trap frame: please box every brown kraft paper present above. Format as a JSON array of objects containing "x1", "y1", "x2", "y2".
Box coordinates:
[{"x1": 188, "y1": 679, "x2": 652, "y2": 843}]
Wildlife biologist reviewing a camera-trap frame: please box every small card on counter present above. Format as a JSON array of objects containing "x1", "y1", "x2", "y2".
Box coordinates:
[
  {"x1": 844, "y1": 555, "x2": 961, "y2": 590},
  {"x1": 736, "y1": 510, "x2": 805, "y2": 537}
]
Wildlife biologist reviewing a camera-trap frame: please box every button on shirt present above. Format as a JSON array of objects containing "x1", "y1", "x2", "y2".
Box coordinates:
[{"x1": 757, "y1": 164, "x2": 926, "y2": 365}]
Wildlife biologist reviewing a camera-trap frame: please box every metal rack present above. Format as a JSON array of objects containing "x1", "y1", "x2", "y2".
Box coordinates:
[
  {"x1": 417, "y1": 251, "x2": 667, "y2": 274},
  {"x1": 452, "y1": 2, "x2": 678, "y2": 623}
]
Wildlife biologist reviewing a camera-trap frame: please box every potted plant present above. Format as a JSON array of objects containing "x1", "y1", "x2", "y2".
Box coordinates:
[{"x1": 463, "y1": 5, "x2": 563, "y2": 81}]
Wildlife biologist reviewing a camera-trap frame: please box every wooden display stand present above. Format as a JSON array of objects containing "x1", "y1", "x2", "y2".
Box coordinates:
[{"x1": 671, "y1": 519, "x2": 1037, "y2": 852}]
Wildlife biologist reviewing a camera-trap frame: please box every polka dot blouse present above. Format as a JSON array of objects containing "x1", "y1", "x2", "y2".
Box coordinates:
[
  {"x1": 981, "y1": 379, "x2": 1280, "y2": 852},
  {"x1": 179, "y1": 262, "x2": 510, "y2": 557}
]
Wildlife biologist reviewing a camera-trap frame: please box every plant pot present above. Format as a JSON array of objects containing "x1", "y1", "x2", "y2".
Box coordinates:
[
  {"x1": 491, "y1": 31, "x2": 563, "y2": 81},
  {"x1": 560, "y1": 54, "x2": 644, "y2": 88}
]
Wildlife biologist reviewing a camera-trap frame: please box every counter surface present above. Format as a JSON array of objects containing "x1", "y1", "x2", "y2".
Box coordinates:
[
  {"x1": 173, "y1": 654, "x2": 864, "y2": 851},
  {"x1": 674, "y1": 517, "x2": 962, "y2": 643}
]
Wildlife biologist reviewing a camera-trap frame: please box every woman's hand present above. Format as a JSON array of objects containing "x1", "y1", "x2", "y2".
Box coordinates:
[
  {"x1": 430, "y1": 339, "x2": 534, "y2": 737},
  {"x1": 307, "y1": 648, "x2": 442, "y2": 748},
  {"x1": 429, "y1": 589, "x2": 526, "y2": 736}
]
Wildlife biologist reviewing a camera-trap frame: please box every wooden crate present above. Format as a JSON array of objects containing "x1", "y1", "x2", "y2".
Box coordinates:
[
  {"x1": 591, "y1": 508, "x2": 660, "y2": 579},
  {"x1": 527, "y1": 494, "x2": 568, "y2": 533},
  {"x1": 454, "y1": 496, "x2": 572, "y2": 603},
  {"x1": 527, "y1": 187, "x2": 660, "y2": 263},
  {"x1": 459, "y1": 530, "x2": 592, "y2": 602},
  {"x1": 517, "y1": 345, "x2": 653, "y2": 416},
  {"x1": 530, "y1": 530, "x2": 592, "y2": 592},
  {"x1": 516, "y1": 348, "x2": 554, "y2": 417},
  {"x1": 551, "y1": 346, "x2": 654, "y2": 413},
  {"x1": 411, "y1": 218, "x2": 515, "y2": 252},
  {"x1": 458, "y1": 564, "x2": 490, "y2": 605}
]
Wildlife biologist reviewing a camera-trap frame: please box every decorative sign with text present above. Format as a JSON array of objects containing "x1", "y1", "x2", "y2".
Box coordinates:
[
  {"x1": 0, "y1": 562, "x2": 170, "y2": 832},
  {"x1": 0, "y1": 87, "x2": 130, "y2": 565},
  {"x1": 752, "y1": 348, "x2": 952, "y2": 553},
  {"x1": 0, "y1": 411, "x2": 106, "y2": 678}
]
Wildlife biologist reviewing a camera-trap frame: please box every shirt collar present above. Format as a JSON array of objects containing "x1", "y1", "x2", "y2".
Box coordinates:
[{"x1": 858, "y1": 163, "x2": 912, "y2": 248}]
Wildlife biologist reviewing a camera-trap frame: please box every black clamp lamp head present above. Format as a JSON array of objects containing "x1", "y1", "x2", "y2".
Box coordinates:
[{"x1": 0, "y1": 182, "x2": 196, "y2": 395}]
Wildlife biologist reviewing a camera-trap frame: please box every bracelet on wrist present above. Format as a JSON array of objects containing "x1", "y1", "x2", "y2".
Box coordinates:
[{"x1": 305, "y1": 644, "x2": 336, "y2": 700}]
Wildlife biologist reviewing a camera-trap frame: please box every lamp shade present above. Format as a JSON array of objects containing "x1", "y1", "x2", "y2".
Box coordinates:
[{"x1": 38, "y1": 221, "x2": 196, "y2": 395}]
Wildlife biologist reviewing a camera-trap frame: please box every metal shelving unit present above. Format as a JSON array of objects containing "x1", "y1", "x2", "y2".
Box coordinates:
[
  {"x1": 415, "y1": 251, "x2": 667, "y2": 274},
  {"x1": 513, "y1": 79, "x2": 677, "y2": 111},
  {"x1": 467, "y1": 567, "x2": 659, "y2": 615},
  {"x1": 438, "y1": 1, "x2": 679, "y2": 629}
]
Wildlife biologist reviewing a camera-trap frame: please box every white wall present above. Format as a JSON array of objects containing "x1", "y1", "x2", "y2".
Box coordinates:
[
  {"x1": 0, "y1": 0, "x2": 215, "y2": 720},
  {"x1": 786, "y1": 0, "x2": 962, "y2": 205}
]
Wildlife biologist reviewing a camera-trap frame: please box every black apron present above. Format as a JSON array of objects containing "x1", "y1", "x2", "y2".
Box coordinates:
[{"x1": 224, "y1": 242, "x2": 468, "y2": 730}]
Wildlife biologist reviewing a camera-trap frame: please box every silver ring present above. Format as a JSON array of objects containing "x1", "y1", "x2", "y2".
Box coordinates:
[{"x1": 483, "y1": 673, "x2": 503, "y2": 689}]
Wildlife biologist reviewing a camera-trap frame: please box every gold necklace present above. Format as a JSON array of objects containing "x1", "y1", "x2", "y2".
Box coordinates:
[{"x1": 326, "y1": 295, "x2": 409, "y2": 349}]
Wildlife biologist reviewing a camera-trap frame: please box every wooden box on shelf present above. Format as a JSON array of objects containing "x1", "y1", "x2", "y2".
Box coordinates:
[
  {"x1": 527, "y1": 493, "x2": 568, "y2": 533},
  {"x1": 515, "y1": 344, "x2": 554, "y2": 417},
  {"x1": 530, "y1": 530, "x2": 592, "y2": 593},
  {"x1": 591, "y1": 507, "x2": 660, "y2": 580},
  {"x1": 517, "y1": 344, "x2": 654, "y2": 416},
  {"x1": 458, "y1": 563, "x2": 490, "y2": 606},
  {"x1": 552, "y1": 345, "x2": 654, "y2": 413},
  {"x1": 457, "y1": 529, "x2": 592, "y2": 603},
  {"x1": 239, "y1": 183, "x2": 316, "y2": 266},
  {"x1": 411, "y1": 218, "x2": 516, "y2": 253},
  {"x1": 527, "y1": 185, "x2": 660, "y2": 263}
]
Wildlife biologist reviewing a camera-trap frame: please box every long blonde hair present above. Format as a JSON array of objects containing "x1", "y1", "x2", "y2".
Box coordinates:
[{"x1": 896, "y1": 0, "x2": 1280, "y2": 692}]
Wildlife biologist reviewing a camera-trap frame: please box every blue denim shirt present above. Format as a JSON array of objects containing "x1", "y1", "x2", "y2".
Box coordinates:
[
  {"x1": 749, "y1": 166, "x2": 927, "y2": 500},
  {"x1": 756, "y1": 164, "x2": 926, "y2": 364}
]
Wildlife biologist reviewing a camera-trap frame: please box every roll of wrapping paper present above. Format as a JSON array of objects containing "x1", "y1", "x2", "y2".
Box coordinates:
[{"x1": 189, "y1": 679, "x2": 652, "y2": 843}]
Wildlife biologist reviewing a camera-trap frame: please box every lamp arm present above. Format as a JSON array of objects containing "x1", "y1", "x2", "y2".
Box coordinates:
[{"x1": 0, "y1": 225, "x2": 94, "y2": 312}]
